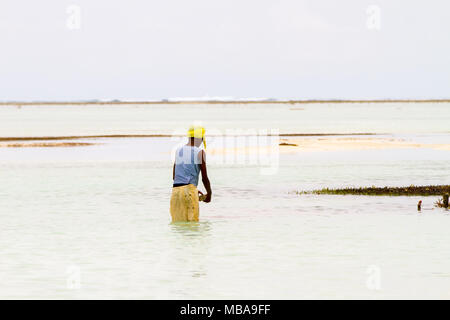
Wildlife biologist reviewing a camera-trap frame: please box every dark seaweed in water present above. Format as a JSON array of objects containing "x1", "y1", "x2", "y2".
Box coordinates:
[{"x1": 298, "y1": 185, "x2": 450, "y2": 196}]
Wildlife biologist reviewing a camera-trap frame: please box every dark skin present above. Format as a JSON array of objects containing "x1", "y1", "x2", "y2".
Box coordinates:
[{"x1": 173, "y1": 137, "x2": 212, "y2": 203}]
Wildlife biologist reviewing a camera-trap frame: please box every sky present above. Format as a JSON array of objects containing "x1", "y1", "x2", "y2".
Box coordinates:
[{"x1": 0, "y1": 0, "x2": 449, "y2": 101}]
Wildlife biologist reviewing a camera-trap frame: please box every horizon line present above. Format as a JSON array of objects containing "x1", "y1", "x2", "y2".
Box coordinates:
[{"x1": 1, "y1": 98, "x2": 450, "y2": 106}]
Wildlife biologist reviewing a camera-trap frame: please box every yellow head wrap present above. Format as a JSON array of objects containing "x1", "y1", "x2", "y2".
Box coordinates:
[{"x1": 187, "y1": 126, "x2": 206, "y2": 149}]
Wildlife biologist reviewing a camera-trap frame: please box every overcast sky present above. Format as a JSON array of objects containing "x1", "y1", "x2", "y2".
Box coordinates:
[{"x1": 0, "y1": 0, "x2": 449, "y2": 101}]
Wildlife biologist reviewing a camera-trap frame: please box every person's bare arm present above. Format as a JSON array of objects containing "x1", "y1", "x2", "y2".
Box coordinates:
[
  {"x1": 199, "y1": 150, "x2": 212, "y2": 202},
  {"x1": 173, "y1": 163, "x2": 175, "y2": 180}
]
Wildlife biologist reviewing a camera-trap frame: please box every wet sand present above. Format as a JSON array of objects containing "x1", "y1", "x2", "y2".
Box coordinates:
[
  {"x1": 278, "y1": 137, "x2": 450, "y2": 152},
  {"x1": 2, "y1": 136, "x2": 448, "y2": 151},
  {"x1": 205, "y1": 137, "x2": 450, "y2": 155}
]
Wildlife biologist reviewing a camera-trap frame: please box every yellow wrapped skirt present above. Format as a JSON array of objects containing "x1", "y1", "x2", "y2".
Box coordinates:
[{"x1": 170, "y1": 184, "x2": 199, "y2": 222}]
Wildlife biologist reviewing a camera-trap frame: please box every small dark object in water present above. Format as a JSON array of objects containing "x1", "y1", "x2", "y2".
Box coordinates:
[
  {"x1": 279, "y1": 142, "x2": 298, "y2": 146},
  {"x1": 417, "y1": 200, "x2": 422, "y2": 211},
  {"x1": 435, "y1": 196, "x2": 449, "y2": 208}
]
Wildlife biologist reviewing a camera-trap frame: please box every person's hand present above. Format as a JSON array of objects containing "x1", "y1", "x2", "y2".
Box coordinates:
[
  {"x1": 198, "y1": 190, "x2": 207, "y2": 202},
  {"x1": 204, "y1": 193, "x2": 211, "y2": 203}
]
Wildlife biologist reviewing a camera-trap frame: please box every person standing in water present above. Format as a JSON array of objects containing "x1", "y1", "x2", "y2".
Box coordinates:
[{"x1": 170, "y1": 126, "x2": 212, "y2": 222}]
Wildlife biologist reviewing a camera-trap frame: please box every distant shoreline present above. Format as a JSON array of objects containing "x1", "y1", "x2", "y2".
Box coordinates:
[
  {"x1": 1, "y1": 99, "x2": 450, "y2": 106},
  {"x1": 0, "y1": 133, "x2": 377, "y2": 142}
]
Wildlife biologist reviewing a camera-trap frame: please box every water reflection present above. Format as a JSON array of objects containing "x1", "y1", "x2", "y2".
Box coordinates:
[
  {"x1": 168, "y1": 221, "x2": 212, "y2": 280},
  {"x1": 169, "y1": 221, "x2": 212, "y2": 239}
]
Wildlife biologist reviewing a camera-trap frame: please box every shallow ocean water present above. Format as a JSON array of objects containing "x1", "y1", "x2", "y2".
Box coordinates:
[
  {"x1": 0, "y1": 103, "x2": 449, "y2": 299},
  {"x1": 1, "y1": 102, "x2": 449, "y2": 137}
]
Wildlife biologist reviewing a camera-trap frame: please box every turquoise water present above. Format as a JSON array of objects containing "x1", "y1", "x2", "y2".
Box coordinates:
[{"x1": 0, "y1": 103, "x2": 449, "y2": 299}]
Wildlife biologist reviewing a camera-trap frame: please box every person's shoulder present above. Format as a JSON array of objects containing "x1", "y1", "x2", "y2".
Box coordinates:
[
  {"x1": 194, "y1": 146, "x2": 203, "y2": 153},
  {"x1": 197, "y1": 148, "x2": 206, "y2": 161}
]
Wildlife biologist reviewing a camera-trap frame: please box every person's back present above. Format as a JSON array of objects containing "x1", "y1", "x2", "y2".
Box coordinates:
[
  {"x1": 170, "y1": 126, "x2": 212, "y2": 222},
  {"x1": 173, "y1": 145, "x2": 201, "y2": 187}
]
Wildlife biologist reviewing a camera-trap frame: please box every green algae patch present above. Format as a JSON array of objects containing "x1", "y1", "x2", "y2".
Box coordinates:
[{"x1": 298, "y1": 185, "x2": 450, "y2": 196}]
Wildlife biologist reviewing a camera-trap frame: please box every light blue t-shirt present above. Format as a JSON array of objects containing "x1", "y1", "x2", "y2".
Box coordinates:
[{"x1": 173, "y1": 145, "x2": 201, "y2": 186}]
